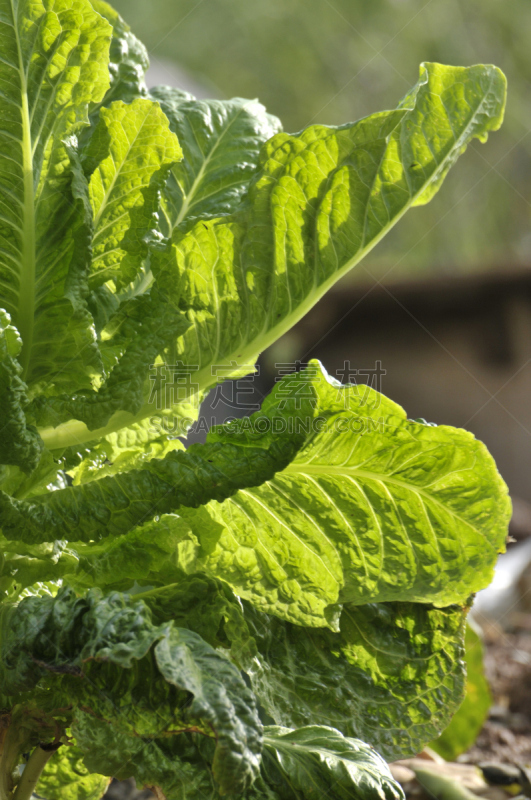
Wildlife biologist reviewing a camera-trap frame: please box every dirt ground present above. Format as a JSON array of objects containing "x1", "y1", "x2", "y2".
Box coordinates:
[{"x1": 463, "y1": 618, "x2": 531, "y2": 764}]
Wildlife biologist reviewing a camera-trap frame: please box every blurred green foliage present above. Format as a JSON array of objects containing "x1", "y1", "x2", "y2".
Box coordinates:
[{"x1": 112, "y1": 0, "x2": 531, "y2": 280}]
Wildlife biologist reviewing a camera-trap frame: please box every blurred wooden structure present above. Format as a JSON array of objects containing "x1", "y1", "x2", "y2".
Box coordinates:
[{"x1": 263, "y1": 269, "x2": 531, "y2": 507}]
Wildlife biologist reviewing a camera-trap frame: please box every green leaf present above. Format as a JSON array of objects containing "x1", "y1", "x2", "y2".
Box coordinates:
[
  {"x1": 32, "y1": 317, "x2": 204, "y2": 450},
  {"x1": 262, "y1": 725, "x2": 403, "y2": 800},
  {"x1": 69, "y1": 419, "x2": 185, "y2": 485},
  {"x1": 242, "y1": 600, "x2": 466, "y2": 760},
  {"x1": 0, "y1": 537, "x2": 76, "y2": 599},
  {"x1": 0, "y1": 587, "x2": 262, "y2": 795},
  {"x1": 35, "y1": 744, "x2": 109, "y2": 800},
  {"x1": 1, "y1": 362, "x2": 509, "y2": 632},
  {"x1": 29, "y1": 288, "x2": 191, "y2": 434},
  {"x1": 122, "y1": 574, "x2": 256, "y2": 660},
  {"x1": 0, "y1": 311, "x2": 42, "y2": 472},
  {"x1": 154, "y1": 630, "x2": 261, "y2": 794},
  {"x1": 74, "y1": 723, "x2": 402, "y2": 800},
  {"x1": 430, "y1": 622, "x2": 491, "y2": 760},
  {"x1": 0, "y1": 449, "x2": 63, "y2": 501},
  {"x1": 90, "y1": 1, "x2": 149, "y2": 111},
  {"x1": 32, "y1": 89, "x2": 280, "y2": 442},
  {"x1": 0, "y1": 512, "x2": 187, "y2": 600},
  {"x1": 31, "y1": 62, "x2": 507, "y2": 455},
  {"x1": 126, "y1": 579, "x2": 467, "y2": 760},
  {"x1": 64, "y1": 516, "x2": 191, "y2": 592},
  {"x1": 0, "y1": 424, "x2": 298, "y2": 544},
  {"x1": 150, "y1": 88, "x2": 282, "y2": 232},
  {"x1": 23, "y1": 97, "x2": 188, "y2": 438},
  {"x1": 152, "y1": 63, "x2": 506, "y2": 393},
  {"x1": 0, "y1": 0, "x2": 112, "y2": 389},
  {"x1": 70, "y1": 719, "x2": 219, "y2": 799},
  {"x1": 179, "y1": 361, "x2": 511, "y2": 626},
  {"x1": 85, "y1": 97, "x2": 182, "y2": 288}
]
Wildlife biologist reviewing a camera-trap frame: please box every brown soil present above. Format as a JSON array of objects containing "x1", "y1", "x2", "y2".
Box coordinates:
[{"x1": 462, "y1": 618, "x2": 531, "y2": 764}]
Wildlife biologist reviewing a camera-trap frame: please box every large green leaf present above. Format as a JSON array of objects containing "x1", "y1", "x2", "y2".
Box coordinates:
[
  {"x1": 54, "y1": 568, "x2": 465, "y2": 760},
  {"x1": 0, "y1": 427, "x2": 299, "y2": 544},
  {"x1": 0, "y1": 311, "x2": 42, "y2": 471},
  {"x1": 29, "y1": 287, "x2": 190, "y2": 433},
  {"x1": 262, "y1": 726, "x2": 403, "y2": 800},
  {"x1": 152, "y1": 63, "x2": 506, "y2": 395},
  {"x1": 0, "y1": 587, "x2": 262, "y2": 795},
  {"x1": 0, "y1": 0, "x2": 112, "y2": 389},
  {"x1": 0, "y1": 362, "x2": 509, "y2": 630},
  {"x1": 89, "y1": 0, "x2": 149, "y2": 112},
  {"x1": 85, "y1": 97, "x2": 182, "y2": 288},
  {"x1": 69, "y1": 722, "x2": 403, "y2": 800},
  {"x1": 150, "y1": 88, "x2": 282, "y2": 232},
  {"x1": 25, "y1": 95, "x2": 194, "y2": 439},
  {"x1": 71, "y1": 718, "x2": 220, "y2": 800},
  {"x1": 34, "y1": 62, "x2": 506, "y2": 453},
  {"x1": 21, "y1": 98, "x2": 184, "y2": 437},
  {"x1": 242, "y1": 600, "x2": 466, "y2": 760},
  {"x1": 108, "y1": 577, "x2": 467, "y2": 759},
  {"x1": 179, "y1": 361, "x2": 510, "y2": 626},
  {"x1": 0, "y1": 549, "x2": 467, "y2": 762},
  {"x1": 28, "y1": 92, "x2": 281, "y2": 447}
]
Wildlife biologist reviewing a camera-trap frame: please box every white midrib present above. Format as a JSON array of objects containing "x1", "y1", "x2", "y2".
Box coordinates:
[
  {"x1": 15, "y1": 17, "x2": 36, "y2": 379},
  {"x1": 263, "y1": 735, "x2": 362, "y2": 764},
  {"x1": 174, "y1": 157, "x2": 207, "y2": 228}
]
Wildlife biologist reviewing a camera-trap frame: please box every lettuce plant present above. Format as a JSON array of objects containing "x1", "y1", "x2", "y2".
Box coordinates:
[{"x1": 0, "y1": 1, "x2": 510, "y2": 799}]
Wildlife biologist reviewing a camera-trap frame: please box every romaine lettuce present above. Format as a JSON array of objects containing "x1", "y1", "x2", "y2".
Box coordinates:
[{"x1": 0, "y1": 2, "x2": 509, "y2": 798}]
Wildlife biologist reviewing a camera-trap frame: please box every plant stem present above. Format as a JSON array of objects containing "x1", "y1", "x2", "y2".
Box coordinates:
[
  {"x1": 12, "y1": 744, "x2": 61, "y2": 800},
  {"x1": 0, "y1": 724, "x2": 26, "y2": 800},
  {"x1": 130, "y1": 583, "x2": 180, "y2": 602}
]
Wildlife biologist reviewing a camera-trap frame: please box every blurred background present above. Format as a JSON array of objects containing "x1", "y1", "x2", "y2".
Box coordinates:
[{"x1": 107, "y1": 0, "x2": 531, "y2": 789}]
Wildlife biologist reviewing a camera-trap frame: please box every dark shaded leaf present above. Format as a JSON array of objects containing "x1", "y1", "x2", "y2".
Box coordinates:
[{"x1": 243, "y1": 601, "x2": 467, "y2": 759}]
